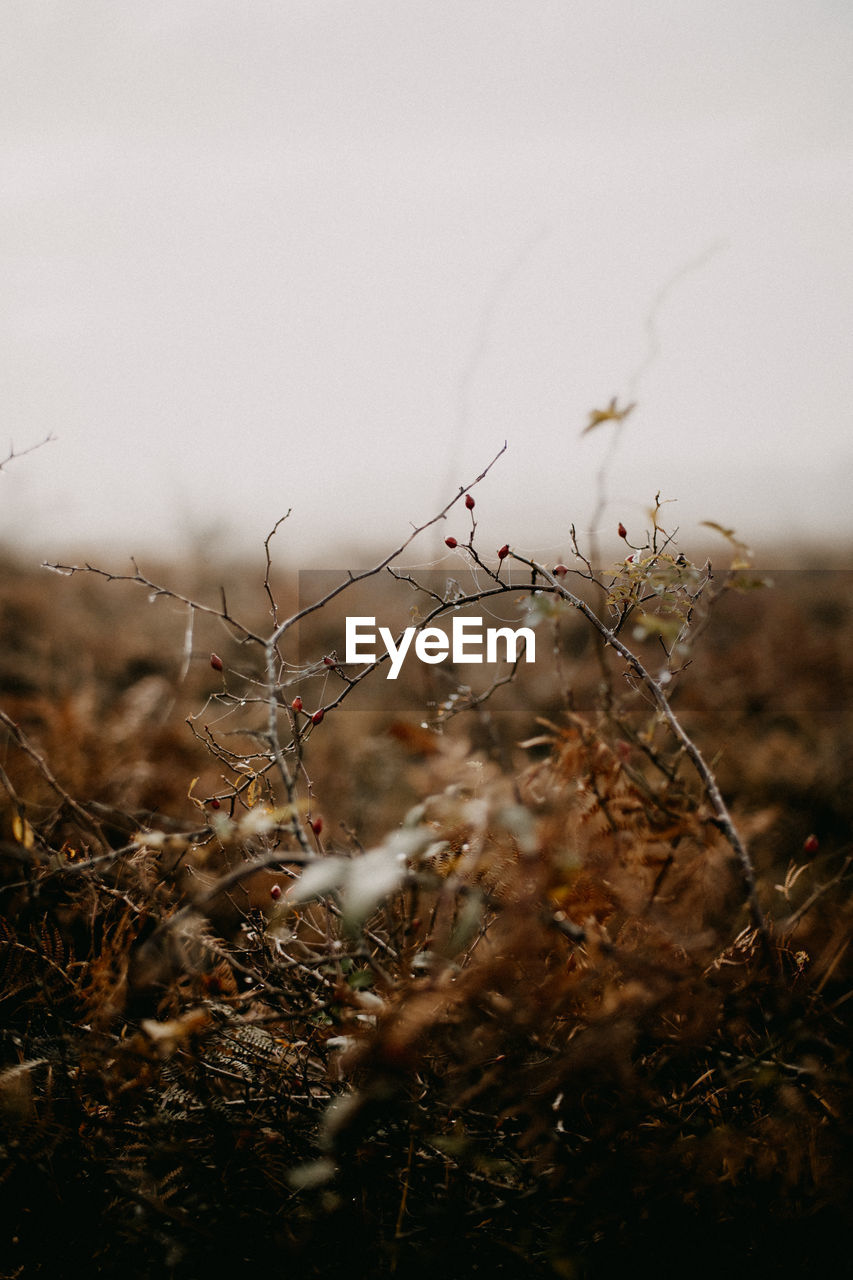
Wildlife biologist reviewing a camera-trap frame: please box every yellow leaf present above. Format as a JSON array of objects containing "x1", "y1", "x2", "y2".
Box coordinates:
[
  {"x1": 186, "y1": 776, "x2": 205, "y2": 811},
  {"x1": 700, "y1": 519, "x2": 738, "y2": 541},
  {"x1": 12, "y1": 813, "x2": 35, "y2": 849},
  {"x1": 582, "y1": 396, "x2": 636, "y2": 435}
]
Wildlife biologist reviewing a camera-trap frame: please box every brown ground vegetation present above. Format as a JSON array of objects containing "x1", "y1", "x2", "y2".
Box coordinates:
[{"x1": 1, "y1": 549, "x2": 851, "y2": 1277}]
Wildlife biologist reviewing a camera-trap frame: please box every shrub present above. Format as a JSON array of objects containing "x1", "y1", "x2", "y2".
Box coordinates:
[{"x1": 2, "y1": 438, "x2": 852, "y2": 1276}]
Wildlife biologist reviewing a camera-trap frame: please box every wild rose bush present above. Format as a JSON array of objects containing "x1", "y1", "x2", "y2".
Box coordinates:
[{"x1": 2, "y1": 447, "x2": 852, "y2": 1276}]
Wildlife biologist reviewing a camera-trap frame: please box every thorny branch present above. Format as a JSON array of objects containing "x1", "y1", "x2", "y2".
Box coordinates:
[
  {"x1": 509, "y1": 551, "x2": 769, "y2": 946},
  {"x1": 28, "y1": 437, "x2": 769, "y2": 957}
]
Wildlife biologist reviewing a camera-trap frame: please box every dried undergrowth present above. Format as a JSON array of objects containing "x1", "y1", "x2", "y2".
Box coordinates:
[{"x1": 1, "y1": 518, "x2": 852, "y2": 1276}]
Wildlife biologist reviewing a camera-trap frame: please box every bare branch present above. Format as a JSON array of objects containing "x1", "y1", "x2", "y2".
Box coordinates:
[
  {"x1": 0, "y1": 433, "x2": 56, "y2": 474},
  {"x1": 509, "y1": 550, "x2": 770, "y2": 948},
  {"x1": 267, "y1": 441, "x2": 507, "y2": 649},
  {"x1": 40, "y1": 557, "x2": 266, "y2": 646},
  {"x1": 264, "y1": 510, "x2": 291, "y2": 627},
  {"x1": 0, "y1": 708, "x2": 106, "y2": 845}
]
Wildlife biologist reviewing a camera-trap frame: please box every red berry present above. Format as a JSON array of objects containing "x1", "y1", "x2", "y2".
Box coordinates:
[
  {"x1": 210, "y1": 653, "x2": 224, "y2": 671},
  {"x1": 465, "y1": 494, "x2": 475, "y2": 510},
  {"x1": 323, "y1": 655, "x2": 336, "y2": 668},
  {"x1": 497, "y1": 544, "x2": 509, "y2": 560},
  {"x1": 291, "y1": 696, "x2": 303, "y2": 712},
  {"x1": 310, "y1": 816, "x2": 324, "y2": 836},
  {"x1": 445, "y1": 536, "x2": 458, "y2": 549},
  {"x1": 618, "y1": 522, "x2": 627, "y2": 539},
  {"x1": 552, "y1": 564, "x2": 568, "y2": 577},
  {"x1": 311, "y1": 708, "x2": 325, "y2": 725},
  {"x1": 270, "y1": 883, "x2": 282, "y2": 901},
  {"x1": 209, "y1": 797, "x2": 221, "y2": 811},
  {"x1": 803, "y1": 833, "x2": 819, "y2": 854}
]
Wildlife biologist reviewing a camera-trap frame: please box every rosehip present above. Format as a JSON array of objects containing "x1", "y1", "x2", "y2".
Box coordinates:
[
  {"x1": 445, "y1": 536, "x2": 458, "y2": 549},
  {"x1": 291, "y1": 696, "x2": 303, "y2": 712},
  {"x1": 310, "y1": 816, "x2": 324, "y2": 836},
  {"x1": 618, "y1": 522, "x2": 627, "y2": 539},
  {"x1": 209, "y1": 797, "x2": 221, "y2": 810},
  {"x1": 465, "y1": 494, "x2": 475, "y2": 510},
  {"x1": 323, "y1": 656, "x2": 336, "y2": 668},
  {"x1": 552, "y1": 564, "x2": 568, "y2": 577},
  {"x1": 210, "y1": 653, "x2": 224, "y2": 671},
  {"x1": 270, "y1": 883, "x2": 282, "y2": 901},
  {"x1": 311, "y1": 708, "x2": 325, "y2": 725},
  {"x1": 497, "y1": 544, "x2": 509, "y2": 560},
  {"x1": 804, "y1": 833, "x2": 819, "y2": 854}
]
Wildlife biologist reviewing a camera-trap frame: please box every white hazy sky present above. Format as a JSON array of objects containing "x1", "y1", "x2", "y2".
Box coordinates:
[{"x1": 1, "y1": 0, "x2": 852, "y2": 568}]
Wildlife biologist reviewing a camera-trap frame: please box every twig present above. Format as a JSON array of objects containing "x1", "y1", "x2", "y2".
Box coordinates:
[
  {"x1": 509, "y1": 552, "x2": 770, "y2": 949},
  {"x1": 40, "y1": 558, "x2": 266, "y2": 646},
  {"x1": 0, "y1": 433, "x2": 55, "y2": 474},
  {"x1": 263, "y1": 511, "x2": 291, "y2": 627},
  {"x1": 0, "y1": 709, "x2": 106, "y2": 845}
]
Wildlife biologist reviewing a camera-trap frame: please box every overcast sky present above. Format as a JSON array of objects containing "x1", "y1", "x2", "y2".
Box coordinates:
[{"x1": 1, "y1": 1, "x2": 851, "y2": 569}]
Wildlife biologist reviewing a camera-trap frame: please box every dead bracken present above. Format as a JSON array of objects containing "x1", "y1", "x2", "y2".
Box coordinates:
[{"x1": 1, "y1": 439, "x2": 852, "y2": 1276}]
